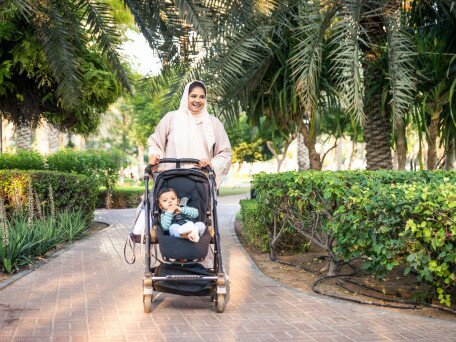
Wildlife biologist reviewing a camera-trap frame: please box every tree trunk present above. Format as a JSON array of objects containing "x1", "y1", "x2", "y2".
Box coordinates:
[
  {"x1": 363, "y1": 63, "x2": 393, "y2": 170},
  {"x1": 48, "y1": 125, "x2": 59, "y2": 153},
  {"x1": 396, "y1": 118, "x2": 407, "y2": 170},
  {"x1": 297, "y1": 133, "x2": 310, "y2": 171},
  {"x1": 336, "y1": 137, "x2": 342, "y2": 170},
  {"x1": 266, "y1": 139, "x2": 293, "y2": 172},
  {"x1": 299, "y1": 124, "x2": 322, "y2": 170},
  {"x1": 348, "y1": 141, "x2": 357, "y2": 170},
  {"x1": 15, "y1": 123, "x2": 33, "y2": 150},
  {"x1": 445, "y1": 139, "x2": 455, "y2": 170},
  {"x1": 426, "y1": 112, "x2": 440, "y2": 170}
]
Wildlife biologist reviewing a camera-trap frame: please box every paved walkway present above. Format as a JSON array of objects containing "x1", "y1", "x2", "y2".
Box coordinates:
[{"x1": 1, "y1": 194, "x2": 456, "y2": 341}]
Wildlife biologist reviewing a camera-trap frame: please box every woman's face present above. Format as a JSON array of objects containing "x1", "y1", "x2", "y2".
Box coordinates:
[{"x1": 187, "y1": 86, "x2": 206, "y2": 114}]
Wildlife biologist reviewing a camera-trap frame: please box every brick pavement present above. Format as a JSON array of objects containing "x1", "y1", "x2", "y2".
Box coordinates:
[{"x1": 0, "y1": 194, "x2": 455, "y2": 341}]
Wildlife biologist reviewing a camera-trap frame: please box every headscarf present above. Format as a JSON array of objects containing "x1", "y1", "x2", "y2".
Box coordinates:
[{"x1": 173, "y1": 81, "x2": 216, "y2": 159}]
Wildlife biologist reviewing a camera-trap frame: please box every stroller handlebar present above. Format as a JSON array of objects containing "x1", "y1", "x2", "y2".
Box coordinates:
[
  {"x1": 144, "y1": 158, "x2": 214, "y2": 177},
  {"x1": 158, "y1": 158, "x2": 200, "y2": 164}
]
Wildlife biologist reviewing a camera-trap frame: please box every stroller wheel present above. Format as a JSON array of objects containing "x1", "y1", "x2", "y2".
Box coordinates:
[
  {"x1": 143, "y1": 294, "x2": 153, "y2": 313},
  {"x1": 215, "y1": 294, "x2": 226, "y2": 313}
]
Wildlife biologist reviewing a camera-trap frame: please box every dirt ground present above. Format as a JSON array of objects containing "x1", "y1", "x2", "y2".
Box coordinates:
[
  {"x1": 235, "y1": 219, "x2": 456, "y2": 322},
  {"x1": 0, "y1": 221, "x2": 109, "y2": 285}
]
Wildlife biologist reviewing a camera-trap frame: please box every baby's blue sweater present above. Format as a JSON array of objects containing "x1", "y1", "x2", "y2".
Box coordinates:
[{"x1": 160, "y1": 206, "x2": 199, "y2": 230}]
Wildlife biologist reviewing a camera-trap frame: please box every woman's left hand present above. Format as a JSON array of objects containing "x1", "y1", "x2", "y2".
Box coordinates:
[{"x1": 195, "y1": 159, "x2": 211, "y2": 168}]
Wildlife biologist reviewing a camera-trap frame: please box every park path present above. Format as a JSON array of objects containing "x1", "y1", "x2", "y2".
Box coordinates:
[{"x1": 0, "y1": 194, "x2": 456, "y2": 341}]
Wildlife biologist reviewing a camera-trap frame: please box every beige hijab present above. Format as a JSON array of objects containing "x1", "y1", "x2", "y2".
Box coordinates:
[{"x1": 173, "y1": 81, "x2": 216, "y2": 159}]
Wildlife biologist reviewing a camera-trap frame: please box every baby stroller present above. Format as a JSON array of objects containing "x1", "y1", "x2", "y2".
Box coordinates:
[{"x1": 142, "y1": 158, "x2": 229, "y2": 313}]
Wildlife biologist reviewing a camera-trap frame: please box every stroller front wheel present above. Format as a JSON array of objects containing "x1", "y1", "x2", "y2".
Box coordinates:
[
  {"x1": 215, "y1": 294, "x2": 226, "y2": 313},
  {"x1": 143, "y1": 294, "x2": 153, "y2": 313}
]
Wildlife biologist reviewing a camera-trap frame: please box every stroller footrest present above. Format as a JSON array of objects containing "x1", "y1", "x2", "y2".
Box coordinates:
[{"x1": 152, "y1": 275, "x2": 218, "y2": 281}]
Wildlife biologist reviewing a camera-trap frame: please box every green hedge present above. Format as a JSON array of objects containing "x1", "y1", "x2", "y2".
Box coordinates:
[
  {"x1": 0, "y1": 169, "x2": 97, "y2": 221},
  {"x1": 239, "y1": 199, "x2": 269, "y2": 252},
  {"x1": 97, "y1": 187, "x2": 144, "y2": 209},
  {"x1": 239, "y1": 199, "x2": 308, "y2": 254},
  {"x1": 46, "y1": 148, "x2": 125, "y2": 190},
  {"x1": 251, "y1": 170, "x2": 456, "y2": 305},
  {"x1": 0, "y1": 150, "x2": 46, "y2": 170},
  {"x1": 0, "y1": 149, "x2": 125, "y2": 189}
]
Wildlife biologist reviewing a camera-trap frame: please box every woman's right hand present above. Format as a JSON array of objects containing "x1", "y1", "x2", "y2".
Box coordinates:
[{"x1": 149, "y1": 155, "x2": 160, "y2": 165}]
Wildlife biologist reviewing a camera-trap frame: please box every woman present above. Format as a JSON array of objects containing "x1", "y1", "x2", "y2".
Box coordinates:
[{"x1": 147, "y1": 80, "x2": 232, "y2": 186}]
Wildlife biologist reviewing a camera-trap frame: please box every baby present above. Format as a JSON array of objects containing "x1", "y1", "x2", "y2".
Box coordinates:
[{"x1": 158, "y1": 187, "x2": 206, "y2": 242}]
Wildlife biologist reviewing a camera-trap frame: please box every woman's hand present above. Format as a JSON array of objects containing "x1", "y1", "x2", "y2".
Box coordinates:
[
  {"x1": 194, "y1": 159, "x2": 211, "y2": 169},
  {"x1": 149, "y1": 155, "x2": 160, "y2": 165},
  {"x1": 146, "y1": 155, "x2": 160, "y2": 174}
]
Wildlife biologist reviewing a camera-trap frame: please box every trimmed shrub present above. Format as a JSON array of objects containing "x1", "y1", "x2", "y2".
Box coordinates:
[
  {"x1": 252, "y1": 170, "x2": 456, "y2": 304},
  {"x1": 46, "y1": 148, "x2": 125, "y2": 189},
  {"x1": 239, "y1": 199, "x2": 269, "y2": 252},
  {"x1": 0, "y1": 150, "x2": 46, "y2": 170},
  {"x1": 0, "y1": 169, "x2": 97, "y2": 221},
  {"x1": 239, "y1": 199, "x2": 309, "y2": 255},
  {"x1": 97, "y1": 186, "x2": 144, "y2": 209},
  {"x1": 47, "y1": 149, "x2": 126, "y2": 208}
]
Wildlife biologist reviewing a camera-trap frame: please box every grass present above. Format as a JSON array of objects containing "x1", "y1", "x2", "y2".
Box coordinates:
[{"x1": 218, "y1": 187, "x2": 250, "y2": 197}]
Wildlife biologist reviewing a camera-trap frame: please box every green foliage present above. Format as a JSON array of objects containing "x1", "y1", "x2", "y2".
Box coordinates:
[
  {"x1": 239, "y1": 199, "x2": 269, "y2": 252},
  {"x1": 0, "y1": 170, "x2": 97, "y2": 221},
  {"x1": 252, "y1": 170, "x2": 456, "y2": 305},
  {"x1": 0, "y1": 210, "x2": 88, "y2": 273},
  {"x1": 97, "y1": 186, "x2": 143, "y2": 209},
  {"x1": 0, "y1": 150, "x2": 46, "y2": 170},
  {"x1": 239, "y1": 198, "x2": 310, "y2": 254},
  {"x1": 46, "y1": 149, "x2": 126, "y2": 192},
  {"x1": 232, "y1": 140, "x2": 265, "y2": 164},
  {"x1": 0, "y1": 6, "x2": 123, "y2": 134},
  {"x1": 401, "y1": 184, "x2": 456, "y2": 306}
]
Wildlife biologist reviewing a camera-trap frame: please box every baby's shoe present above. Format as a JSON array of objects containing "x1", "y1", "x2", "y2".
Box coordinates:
[
  {"x1": 188, "y1": 227, "x2": 200, "y2": 243},
  {"x1": 178, "y1": 222, "x2": 194, "y2": 235}
]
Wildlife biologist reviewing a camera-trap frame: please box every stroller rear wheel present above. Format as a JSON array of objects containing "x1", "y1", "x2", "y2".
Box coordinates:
[{"x1": 143, "y1": 294, "x2": 153, "y2": 313}]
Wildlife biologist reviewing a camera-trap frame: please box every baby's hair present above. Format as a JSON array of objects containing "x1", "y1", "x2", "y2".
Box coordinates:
[
  {"x1": 157, "y1": 187, "x2": 178, "y2": 200},
  {"x1": 189, "y1": 81, "x2": 206, "y2": 95}
]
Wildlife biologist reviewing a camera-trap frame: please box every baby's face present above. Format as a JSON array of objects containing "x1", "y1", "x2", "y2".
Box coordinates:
[{"x1": 158, "y1": 191, "x2": 179, "y2": 210}]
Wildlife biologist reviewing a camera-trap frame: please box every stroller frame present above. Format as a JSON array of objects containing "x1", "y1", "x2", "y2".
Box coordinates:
[{"x1": 142, "y1": 158, "x2": 228, "y2": 313}]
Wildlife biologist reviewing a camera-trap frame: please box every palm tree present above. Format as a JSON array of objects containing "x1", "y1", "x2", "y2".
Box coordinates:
[
  {"x1": 15, "y1": 123, "x2": 32, "y2": 150},
  {"x1": 185, "y1": 0, "x2": 417, "y2": 170},
  {"x1": 410, "y1": 1, "x2": 456, "y2": 170}
]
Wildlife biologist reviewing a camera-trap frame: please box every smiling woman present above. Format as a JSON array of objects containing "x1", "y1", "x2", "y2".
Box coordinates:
[{"x1": 147, "y1": 80, "x2": 232, "y2": 187}]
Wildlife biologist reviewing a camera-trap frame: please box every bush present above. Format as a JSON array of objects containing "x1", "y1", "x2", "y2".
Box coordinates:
[
  {"x1": 97, "y1": 186, "x2": 143, "y2": 209},
  {"x1": 239, "y1": 199, "x2": 309, "y2": 254},
  {"x1": 239, "y1": 199, "x2": 269, "y2": 252},
  {"x1": 46, "y1": 148, "x2": 126, "y2": 189},
  {"x1": 0, "y1": 169, "x2": 97, "y2": 221},
  {"x1": 47, "y1": 149, "x2": 126, "y2": 208},
  {"x1": 252, "y1": 170, "x2": 456, "y2": 304},
  {"x1": 0, "y1": 150, "x2": 46, "y2": 170},
  {"x1": 0, "y1": 210, "x2": 88, "y2": 273}
]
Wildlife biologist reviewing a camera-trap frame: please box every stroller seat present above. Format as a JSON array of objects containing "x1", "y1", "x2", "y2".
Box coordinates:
[{"x1": 155, "y1": 172, "x2": 212, "y2": 260}]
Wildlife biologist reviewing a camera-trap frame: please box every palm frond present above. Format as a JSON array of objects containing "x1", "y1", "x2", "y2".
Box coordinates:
[
  {"x1": 386, "y1": 8, "x2": 417, "y2": 127},
  {"x1": 290, "y1": 0, "x2": 336, "y2": 115},
  {"x1": 172, "y1": 0, "x2": 212, "y2": 38},
  {"x1": 78, "y1": 0, "x2": 131, "y2": 92},
  {"x1": 1, "y1": 0, "x2": 33, "y2": 16},
  {"x1": 328, "y1": 0, "x2": 365, "y2": 124},
  {"x1": 33, "y1": 1, "x2": 83, "y2": 110}
]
